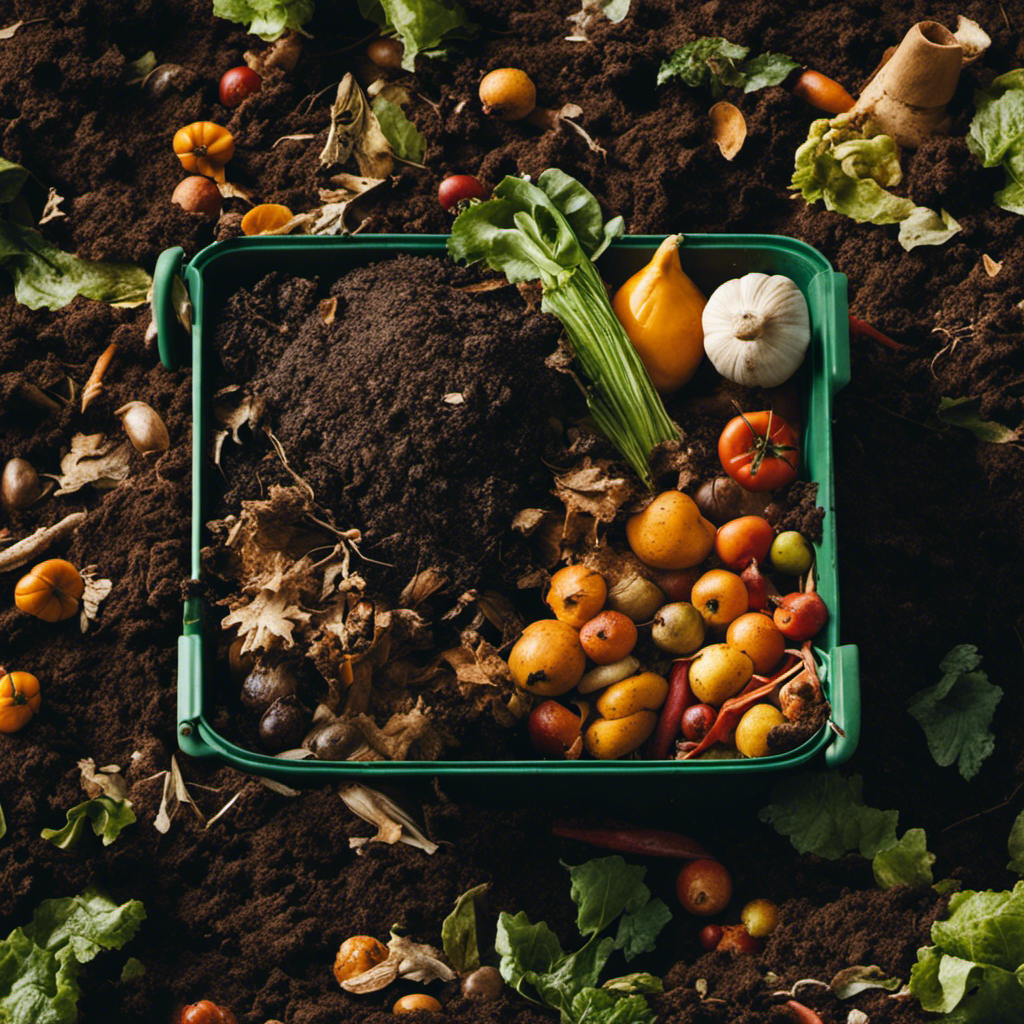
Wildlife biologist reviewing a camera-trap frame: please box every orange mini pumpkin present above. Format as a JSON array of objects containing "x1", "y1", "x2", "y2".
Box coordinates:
[
  {"x1": 0, "y1": 671, "x2": 41, "y2": 733},
  {"x1": 15, "y1": 559, "x2": 84, "y2": 622},
  {"x1": 172, "y1": 122, "x2": 235, "y2": 183},
  {"x1": 241, "y1": 203, "x2": 294, "y2": 236}
]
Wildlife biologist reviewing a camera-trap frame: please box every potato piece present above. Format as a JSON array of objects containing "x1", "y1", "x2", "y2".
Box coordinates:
[
  {"x1": 584, "y1": 711, "x2": 658, "y2": 759},
  {"x1": 596, "y1": 672, "x2": 669, "y2": 721}
]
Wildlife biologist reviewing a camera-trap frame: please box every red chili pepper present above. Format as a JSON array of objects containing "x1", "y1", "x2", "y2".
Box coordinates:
[
  {"x1": 785, "y1": 1000, "x2": 825, "y2": 1024},
  {"x1": 551, "y1": 824, "x2": 710, "y2": 860},
  {"x1": 849, "y1": 314, "x2": 902, "y2": 351},
  {"x1": 647, "y1": 659, "x2": 693, "y2": 759}
]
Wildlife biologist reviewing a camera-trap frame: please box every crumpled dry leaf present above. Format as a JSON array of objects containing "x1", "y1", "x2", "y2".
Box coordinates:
[
  {"x1": 312, "y1": 176, "x2": 388, "y2": 235},
  {"x1": 320, "y1": 73, "x2": 394, "y2": 177},
  {"x1": 153, "y1": 754, "x2": 206, "y2": 833},
  {"x1": 223, "y1": 582, "x2": 312, "y2": 654},
  {"x1": 709, "y1": 101, "x2": 747, "y2": 161},
  {"x1": 400, "y1": 568, "x2": 448, "y2": 607},
  {"x1": 319, "y1": 297, "x2": 337, "y2": 324},
  {"x1": 46, "y1": 433, "x2": 131, "y2": 496},
  {"x1": 79, "y1": 566, "x2": 113, "y2": 633},
  {"x1": 78, "y1": 758, "x2": 129, "y2": 801},
  {"x1": 440, "y1": 639, "x2": 514, "y2": 696},
  {"x1": 212, "y1": 385, "x2": 263, "y2": 469},
  {"x1": 830, "y1": 965, "x2": 903, "y2": 1000},
  {"x1": 554, "y1": 457, "x2": 640, "y2": 523},
  {"x1": 349, "y1": 702, "x2": 446, "y2": 761},
  {"x1": 38, "y1": 187, "x2": 66, "y2": 225},
  {"x1": 217, "y1": 181, "x2": 255, "y2": 203},
  {"x1": 339, "y1": 783, "x2": 438, "y2": 854},
  {"x1": 338, "y1": 930, "x2": 455, "y2": 993}
]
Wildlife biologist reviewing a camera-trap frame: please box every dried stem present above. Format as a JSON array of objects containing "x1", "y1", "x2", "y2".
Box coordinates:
[{"x1": 0, "y1": 512, "x2": 86, "y2": 572}]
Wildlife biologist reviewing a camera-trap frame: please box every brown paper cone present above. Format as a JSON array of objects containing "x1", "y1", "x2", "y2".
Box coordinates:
[{"x1": 853, "y1": 21, "x2": 963, "y2": 149}]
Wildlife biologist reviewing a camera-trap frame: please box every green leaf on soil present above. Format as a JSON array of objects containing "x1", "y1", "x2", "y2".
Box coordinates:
[
  {"x1": 569, "y1": 857, "x2": 650, "y2": 937},
  {"x1": 830, "y1": 964, "x2": 903, "y2": 999},
  {"x1": 1008, "y1": 811, "x2": 1024, "y2": 874},
  {"x1": 120, "y1": 957, "x2": 146, "y2": 982},
  {"x1": 910, "y1": 883, "x2": 1024, "y2": 1021},
  {"x1": 657, "y1": 36, "x2": 798, "y2": 95},
  {"x1": 933, "y1": 878, "x2": 962, "y2": 896},
  {"x1": 372, "y1": 96, "x2": 426, "y2": 163},
  {"x1": 211, "y1": 0, "x2": 313, "y2": 41},
  {"x1": 0, "y1": 886, "x2": 145, "y2": 1024},
  {"x1": 126, "y1": 51, "x2": 156, "y2": 80},
  {"x1": 357, "y1": 0, "x2": 478, "y2": 72},
  {"x1": 40, "y1": 797, "x2": 136, "y2": 850},
  {"x1": 0, "y1": 157, "x2": 30, "y2": 205},
  {"x1": 934, "y1": 397, "x2": 1017, "y2": 444},
  {"x1": 906, "y1": 644, "x2": 1003, "y2": 780},
  {"x1": 758, "y1": 771, "x2": 899, "y2": 860},
  {"x1": 495, "y1": 909, "x2": 565, "y2": 992},
  {"x1": 872, "y1": 828, "x2": 935, "y2": 889},
  {"x1": 968, "y1": 69, "x2": 1024, "y2": 216},
  {"x1": 571, "y1": 988, "x2": 657, "y2": 1024},
  {"x1": 898, "y1": 207, "x2": 962, "y2": 251},
  {"x1": 602, "y1": 973, "x2": 663, "y2": 994},
  {"x1": 614, "y1": 897, "x2": 672, "y2": 962},
  {"x1": 441, "y1": 882, "x2": 488, "y2": 973},
  {"x1": 738, "y1": 52, "x2": 801, "y2": 92}
]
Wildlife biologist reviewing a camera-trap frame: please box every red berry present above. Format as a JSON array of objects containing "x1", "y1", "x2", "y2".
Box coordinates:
[
  {"x1": 698, "y1": 924, "x2": 723, "y2": 951},
  {"x1": 219, "y1": 66, "x2": 261, "y2": 108},
  {"x1": 438, "y1": 174, "x2": 488, "y2": 212},
  {"x1": 681, "y1": 703, "x2": 717, "y2": 742}
]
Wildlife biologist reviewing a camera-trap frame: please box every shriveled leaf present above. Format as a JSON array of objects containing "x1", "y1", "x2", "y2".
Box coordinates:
[
  {"x1": 48, "y1": 434, "x2": 131, "y2": 496},
  {"x1": 272, "y1": 133, "x2": 316, "y2": 148},
  {"x1": 567, "y1": 0, "x2": 631, "y2": 39},
  {"x1": 320, "y1": 74, "x2": 394, "y2": 177},
  {"x1": 41, "y1": 797, "x2": 136, "y2": 849},
  {"x1": 830, "y1": 965, "x2": 903, "y2": 999},
  {"x1": 120, "y1": 958, "x2": 145, "y2": 982},
  {"x1": 339, "y1": 783, "x2": 438, "y2": 854},
  {"x1": 372, "y1": 96, "x2": 426, "y2": 163},
  {"x1": 312, "y1": 177, "x2": 387, "y2": 235},
  {"x1": 400, "y1": 568, "x2": 448, "y2": 607},
  {"x1": 212, "y1": 386, "x2": 262, "y2": 468},
  {"x1": 349, "y1": 703, "x2": 445, "y2": 761},
  {"x1": 553, "y1": 458, "x2": 640, "y2": 523},
  {"x1": 872, "y1": 828, "x2": 935, "y2": 889},
  {"x1": 78, "y1": 567, "x2": 112, "y2": 633},
  {"x1": 907, "y1": 644, "x2": 1003, "y2": 779},
  {"x1": 222, "y1": 586, "x2": 311, "y2": 654},
  {"x1": 38, "y1": 188, "x2": 66, "y2": 225},
  {"x1": 934, "y1": 397, "x2": 1017, "y2": 444},
  {"x1": 153, "y1": 755, "x2": 206, "y2": 834},
  {"x1": 759, "y1": 772, "x2": 899, "y2": 860},
  {"x1": 898, "y1": 207, "x2": 961, "y2": 251},
  {"x1": 441, "y1": 883, "x2": 489, "y2": 972},
  {"x1": 339, "y1": 930, "x2": 455, "y2": 993},
  {"x1": 709, "y1": 101, "x2": 746, "y2": 160},
  {"x1": 77, "y1": 759, "x2": 128, "y2": 802}
]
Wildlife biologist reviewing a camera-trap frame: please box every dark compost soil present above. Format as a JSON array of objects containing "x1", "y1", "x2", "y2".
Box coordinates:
[{"x1": 1, "y1": 0, "x2": 1024, "y2": 1023}]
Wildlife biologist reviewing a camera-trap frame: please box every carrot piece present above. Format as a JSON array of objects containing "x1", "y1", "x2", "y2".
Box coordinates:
[
  {"x1": 551, "y1": 824, "x2": 710, "y2": 860},
  {"x1": 785, "y1": 1001, "x2": 825, "y2": 1024},
  {"x1": 849, "y1": 314, "x2": 902, "y2": 351},
  {"x1": 647, "y1": 658, "x2": 693, "y2": 759}
]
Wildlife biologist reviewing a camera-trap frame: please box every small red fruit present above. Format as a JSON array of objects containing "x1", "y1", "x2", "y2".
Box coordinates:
[
  {"x1": 740, "y1": 560, "x2": 768, "y2": 611},
  {"x1": 676, "y1": 858, "x2": 732, "y2": 916},
  {"x1": 698, "y1": 924, "x2": 723, "y2": 951},
  {"x1": 657, "y1": 568, "x2": 701, "y2": 603},
  {"x1": 438, "y1": 174, "x2": 488, "y2": 212},
  {"x1": 681, "y1": 703, "x2": 717, "y2": 742},
  {"x1": 219, "y1": 66, "x2": 262, "y2": 108},
  {"x1": 180, "y1": 1001, "x2": 238, "y2": 1024},
  {"x1": 716, "y1": 923, "x2": 763, "y2": 954},
  {"x1": 528, "y1": 700, "x2": 582, "y2": 759},
  {"x1": 773, "y1": 592, "x2": 829, "y2": 641}
]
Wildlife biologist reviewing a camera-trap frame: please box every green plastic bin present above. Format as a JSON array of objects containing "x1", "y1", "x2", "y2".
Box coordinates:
[{"x1": 155, "y1": 233, "x2": 859, "y2": 779}]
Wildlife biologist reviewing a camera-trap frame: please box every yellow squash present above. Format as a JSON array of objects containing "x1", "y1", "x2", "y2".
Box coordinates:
[{"x1": 612, "y1": 235, "x2": 707, "y2": 393}]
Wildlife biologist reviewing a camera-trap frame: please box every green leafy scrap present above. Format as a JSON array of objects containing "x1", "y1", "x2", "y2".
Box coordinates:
[
  {"x1": 907, "y1": 645, "x2": 1003, "y2": 781},
  {"x1": 211, "y1": 0, "x2": 314, "y2": 41},
  {"x1": 909, "y1": 883, "x2": 1024, "y2": 1022},
  {"x1": 120, "y1": 957, "x2": 146, "y2": 982},
  {"x1": 357, "y1": 0, "x2": 478, "y2": 72},
  {"x1": 968, "y1": 69, "x2": 1024, "y2": 215},
  {"x1": 898, "y1": 207, "x2": 962, "y2": 252},
  {"x1": 0, "y1": 887, "x2": 145, "y2": 1024},
  {"x1": 1008, "y1": 810, "x2": 1024, "y2": 874},
  {"x1": 495, "y1": 857, "x2": 669, "y2": 1024},
  {"x1": 372, "y1": 96, "x2": 426, "y2": 164},
  {"x1": 934, "y1": 397, "x2": 1017, "y2": 444},
  {"x1": 441, "y1": 883, "x2": 488, "y2": 973},
  {"x1": 873, "y1": 828, "x2": 936, "y2": 890},
  {"x1": 759, "y1": 772, "x2": 899, "y2": 860},
  {"x1": 41, "y1": 798, "x2": 136, "y2": 850},
  {"x1": 657, "y1": 36, "x2": 798, "y2": 95}
]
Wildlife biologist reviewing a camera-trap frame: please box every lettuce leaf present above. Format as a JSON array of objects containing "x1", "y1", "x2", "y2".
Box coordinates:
[
  {"x1": 441, "y1": 883, "x2": 488, "y2": 973},
  {"x1": 41, "y1": 797, "x2": 136, "y2": 850},
  {"x1": 872, "y1": 828, "x2": 935, "y2": 890},
  {"x1": 759, "y1": 772, "x2": 899, "y2": 859},
  {"x1": 0, "y1": 887, "x2": 145, "y2": 1024},
  {"x1": 211, "y1": 0, "x2": 314, "y2": 40},
  {"x1": 372, "y1": 96, "x2": 426, "y2": 163},
  {"x1": 657, "y1": 36, "x2": 797, "y2": 95},
  {"x1": 358, "y1": 0, "x2": 477, "y2": 72},
  {"x1": 968, "y1": 69, "x2": 1024, "y2": 215},
  {"x1": 906, "y1": 645, "x2": 1002, "y2": 780},
  {"x1": 898, "y1": 207, "x2": 961, "y2": 251},
  {"x1": 1008, "y1": 810, "x2": 1024, "y2": 874}
]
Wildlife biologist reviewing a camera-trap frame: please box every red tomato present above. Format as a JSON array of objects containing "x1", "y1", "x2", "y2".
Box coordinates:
[
  {"x1": 219, "y1": 67, "x2": 262, "y2": 108},
  {"x1": 438, "y1": 174, "x2": 488, "y2": 212},
  {"x1": 715, "y1": 516, "x2": 774, "y2": 570},
  {"x1": 718, "y1": 411, "x2": 799, "y2": 492}
]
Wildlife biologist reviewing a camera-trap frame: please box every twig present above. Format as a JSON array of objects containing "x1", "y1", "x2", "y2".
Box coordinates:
[
  {"x1": 942, "y1": 779, "x2": 1024, "y2": 833},
  {"x1": 849, "y1": 314, "x2": 902, "y2": 351},
  {"x1": 0, "y1": 512, "x2": 87, "y2": 572}
]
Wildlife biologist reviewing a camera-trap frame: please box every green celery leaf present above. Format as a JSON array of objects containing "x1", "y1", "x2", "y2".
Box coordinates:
[
  {"x1": 872, "y1": 828, "x2": 935, "y2": 890},
  {"x1": 906, "y1": 644, "x2": 1003, "y2": 779},
  {"x1": 759, "y1": 772, "x2": 899, "y2": 860},
  {"x1": 898, "y1": 207, "x2": 961, "y2": 251},
  {"x1": 614, "y1": 898, "x2": 672, "y2": 962},
  {"x1": 740, "y1": 52, "x2": 800, "y2": 92},
  {"x1": 365, "y1": 0, "x2": 478, "y2": 72},
  {"x1": 569, "y1": 857, "x2": 650, "y2": 938},
  {"x1": 602, "y1": 973, "x2": 663, "y2": 994},
  {"x1": 571, "y1": 988, "x2": 657, "y2": 1024},
  {"x1": 441, "y1": 883, "x2": 488, "y2": 974},
  {"x1": 1008, "y1": 811, "x2": 1024, "y2": 874},
  {"x1": 211, "y1": 0, "x2": 314, "y2": 40},
  {"x1": 0, "y1": 157, "x2": 29, "y2": 204},
  {"x1": 372, "y1": 96, "x2": 426, "y2": 163},
  {"x1": 0, "y1": 887, "x2": 145, "y2": 1024},
  {"x1": 657, "y1": 37, "x2": 750, "y2": 93},
  {"x1": 935, "y1": 397, "x2": 1018, "y2": 444},
  {"x1": 495, "y1": 910, "x2": 565, "y2": 995},
  {"x1": 120, "y1": 957, "x2": 146, "y2": 982},
  {"x1": 0, "y1": 221, "x2": 151, "y2": 311},
  {"x1": 41, "y1": 798, "x2": 136, "y2": 850}
]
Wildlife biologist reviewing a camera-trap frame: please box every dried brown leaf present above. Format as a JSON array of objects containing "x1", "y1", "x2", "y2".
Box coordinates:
[
  {"x1": 349, "y1": 701, "x2": 445, "y2": 761},
  {"x1": 222, "y1": 578, "x2": 312, "y2": 655},
  {"x1": 312, "y1": 177, "x2": 388, "y2": 235},
  {"x1": 983, "y1": 254, "x2": 1002, "y2": 277},
  {"x1": 339, "y1": 783, "x2": 438, "y2": 854},
  {"x1": 272, "y1": 133, "x2": 316, "y2": 148},
  {"x1": 154, "y1": 755, "x2": 206, "y2": 833},
  {"x1": 400, "y1": 569, "x2": 449, "y2": 608},
  {"x1": 339, "y1": 931, "x2": 454, "y2": 993},
  {"x1": 454, "y1": 278, "x2": 513, "y2": 294},
  {"x1": 78, "y1": 758, "x2": 129, "y2": 801},
  {"x1": 320, "y1": 73, "x2": 394, "y2": 177},
  {"x1": 709, "y1": 101, "x2": 746, "y2": 161},
  {"x1": 212, "y1": 386, "x2": 262, "y2": 469},
  {"x1": 554, "y1": 457, "x2": 639, "y2": 523},
  {"x1": 47, "y1": 433, "x2": 131, "y2": 496},
  {"x1": 440, "y1": 639, "x2": 513, "y2": 695},
  {"x1": 319, "y1": 297, "x2": 337, "y2": 324},
  {"x1": 79, "y1": 566, "x2": 113, "y2": 634}
]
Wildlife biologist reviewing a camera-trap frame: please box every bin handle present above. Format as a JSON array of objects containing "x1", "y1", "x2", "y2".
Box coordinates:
[
  {"x1": 824, "y1": 644, "x2": 860, "y2": 767},
  {"x1": 829, "y1": 272, "x2": 850, "y2": 396},
  {"x1": 154, "y1": 246, "x2": 187, "y2": 371}
]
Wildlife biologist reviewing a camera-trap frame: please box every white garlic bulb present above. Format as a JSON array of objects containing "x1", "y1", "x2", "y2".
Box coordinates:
[{"x1": 702, "y1": 273, "x2": 811, "y2": 388}]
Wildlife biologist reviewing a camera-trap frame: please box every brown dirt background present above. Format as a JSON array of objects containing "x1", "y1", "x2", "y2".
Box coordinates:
[{"x1": 0, "y1": 0, "x2": 1023, "y2": 1022}]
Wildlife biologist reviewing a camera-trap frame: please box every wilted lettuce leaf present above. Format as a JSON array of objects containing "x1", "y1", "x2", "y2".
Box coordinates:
[
  {"x1": 968, "y1": 69, "x2": 1024, "y2": 216},
  {"x1": 0, "y1": 157, "x2": 29, "y2": 204},
  {"x1": 898, "y1": 207, "x2": 961, "y2": 251},
  {"x1": 372, "y1": 96, "x2": 426, "y2": 163},
  {"x1": 759, "y1": 772, "x2": 899, "y2": 859},
  {"x1": 571, "y1": 988, "x2": 657, "y2": 1024},
  {"x1": 0, "y1": 887, "x2": 145, "y2": 1024},
  {"x1": 934, "y1": 397, "x2": 1017, "y2": 444},
  {"x1": 873, "y1": 828, "x2": 935, "y2": 890},
  {"x1": 120, "y1": 957, "x2": 146, "y2": 982},
  {"x1": 906, "y1": 645, "x2": 1002, "y2": 780},
  {"x1": 211, "y1": 0, "x2": 314, "y2": 40},
  {"x1": 910, "y1": 883, "x2": 1024, "y2": 1022},
  {"x1": 41, "y1": 797, "x2": 136, "y2": 850},
  {"x1": 358, "y1": 0, "x2": 477, "y2": 72},
  {"x1": 441, "y1": 883, "x2": 488, "y2": 973}
]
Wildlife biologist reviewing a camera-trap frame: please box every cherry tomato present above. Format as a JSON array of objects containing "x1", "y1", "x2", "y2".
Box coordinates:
[
  {"x1": 718, "y1": 410, "x2": 799, "y2": 492},
  {"x1": 219, "y1": 67, "x2": 262, "y2": 108},
  {"x1": 715, "y1": 516, "x2": 774, "y2": 570},
  {"x1": 698, "y1": 924, "x2": 723, "y2": 951},
  {"x1": 438, "y1": 174, "x2": 488, "y2": 212}
]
